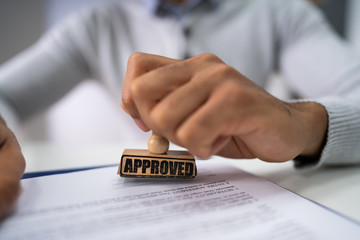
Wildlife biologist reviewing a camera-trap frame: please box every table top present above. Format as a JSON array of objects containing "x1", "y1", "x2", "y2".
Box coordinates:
[{"x1": 22, "y1": 142, "x2": 360, "y2": 223}]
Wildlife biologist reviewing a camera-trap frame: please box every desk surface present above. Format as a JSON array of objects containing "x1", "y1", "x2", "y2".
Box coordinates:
[{"x1": 22, "y1": 142, "x2": 360, "y2": 223}]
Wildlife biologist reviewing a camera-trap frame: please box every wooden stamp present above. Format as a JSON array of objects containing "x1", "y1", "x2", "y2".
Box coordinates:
[{"x1": 118, "y1": 134, "x2": 197, "y2": 178}]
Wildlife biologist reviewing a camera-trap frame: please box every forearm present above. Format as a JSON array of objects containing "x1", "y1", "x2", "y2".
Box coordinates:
[
  {"x1": 276, "y1": 0, "x2": 360, "y2": 167},
  {"x1": 0, "y1": 41, "x2": 87, "y2": 121}
]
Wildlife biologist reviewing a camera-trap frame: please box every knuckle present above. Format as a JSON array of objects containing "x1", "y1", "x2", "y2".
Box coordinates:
[
  {"x1": 175, "y1": 129, "x2": 212, "y2": 159},
  {"x1": 213, "y1": 64, "x2": 237, "y2": 77},
  {"x1": 193, "y1": 64, "x2": 232, "y2": 86},
  {"x1": 130, "y1": 79, "x2": 145, "y2": 98},
  {"x1": 227, "y1": 81, "x2": 244, "y2": 96},
  {"x1": 193, "y1": 149, "x2": 211, "y2": 159},
  {"x1": 127, "y1": 52, "x2": 145, "y2": 65},
  {"x1": 218, "y1": 80, "x2": 247, "y2": 102},
  {"x1": 197, "y1": 53, "x2": 222, "y2": 63},
  {"x1": 176, "y1": 127, "x2": 192, "y2": 146},
  {"x1": 149, "y1": 108, "x2": 169, "y2": 129}
]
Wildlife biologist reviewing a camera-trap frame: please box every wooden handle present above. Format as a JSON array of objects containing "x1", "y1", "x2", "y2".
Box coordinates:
[{"x1": 148, "y1": 133, "x2": 169, "y2": 154}]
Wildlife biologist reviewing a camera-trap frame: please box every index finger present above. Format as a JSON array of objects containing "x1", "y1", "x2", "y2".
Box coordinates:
[{"x1": 121, "y1": 52, "x2": 179, "y2": 121}]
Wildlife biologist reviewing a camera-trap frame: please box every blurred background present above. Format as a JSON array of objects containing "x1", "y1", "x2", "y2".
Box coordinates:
[
  {"x1": 0, "y1": 0, "x2": 149, "y2": 145},
  {"x1": 0, "y1": 0, "x2": 359, "y2": 145}
]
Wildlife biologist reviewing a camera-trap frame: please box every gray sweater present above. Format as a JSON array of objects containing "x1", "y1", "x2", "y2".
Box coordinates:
[{"x1": 1, "y1": 0, "x2": 360, "y2": 167}]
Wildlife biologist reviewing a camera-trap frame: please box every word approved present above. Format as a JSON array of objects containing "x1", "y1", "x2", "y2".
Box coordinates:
[{"x1": 118, "y1": 149, "x2": 197, "y2": 178}]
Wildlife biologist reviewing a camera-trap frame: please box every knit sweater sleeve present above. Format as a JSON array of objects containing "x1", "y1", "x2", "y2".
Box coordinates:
[
  {"x1": 0, "y1": 6, "x2": 102, "y2": 122},
  {"x1": 274, "y1": 0, "x2": 360, "y2": 167}
]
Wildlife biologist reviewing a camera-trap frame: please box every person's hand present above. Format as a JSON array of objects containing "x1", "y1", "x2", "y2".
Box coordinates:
[
  {"x1": 121, "y1": 53, "x2": 328, "y2": 162},
  {"x1": 0, "y1": 118, "x2": 25, "y2": 220}
]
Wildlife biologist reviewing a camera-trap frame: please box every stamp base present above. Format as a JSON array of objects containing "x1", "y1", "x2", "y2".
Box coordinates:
[{"x1": 118, "y1": 149, "x2": 197, "y2": 179}]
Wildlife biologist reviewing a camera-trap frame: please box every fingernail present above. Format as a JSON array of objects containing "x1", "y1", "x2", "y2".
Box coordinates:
[{"x1": 134, "y1": 119, "x2": 150, "y2": 132}]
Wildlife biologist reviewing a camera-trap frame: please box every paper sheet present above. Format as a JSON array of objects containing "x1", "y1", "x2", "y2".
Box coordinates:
[{"x1": 0, "y1": 159, "x2": 359, "y2": 239}]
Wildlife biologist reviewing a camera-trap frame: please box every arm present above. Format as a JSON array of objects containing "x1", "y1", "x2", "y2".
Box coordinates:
[
  {"x1": 121, "y1": 52, "x2": 328, "y2": 162},
  {"x1": 0, "y1": 6, "x2": 99, "y2": 219},
  {"x1": 275, "y1": 0, "x2": 360, "y2": 166},
  {"x1": 0, "y1": 8, "x2": 97, "y2": 121}
]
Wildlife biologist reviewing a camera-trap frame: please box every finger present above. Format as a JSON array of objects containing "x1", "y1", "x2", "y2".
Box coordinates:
[
  {"x1": 149, "y1": 64, "x2": 225, "y2": 141},
  {"x1": 175, "y1": 80, "x2": 248, "y2": 158},
  {"x1": 122, "y1": 53, "x2": 223, "y2": 119},
  {"x1": 122, "y1": 53, "x2": 180, "y2": 132},
  {"x1": 121, "y1": 52, "x2": 179, "y2": 120},
  {"x1": 130, "y1": 54, "x2": 222, "y2": 132},
  {"x1": 130, "y1": 61, "x2": 194, "y2": 130}
]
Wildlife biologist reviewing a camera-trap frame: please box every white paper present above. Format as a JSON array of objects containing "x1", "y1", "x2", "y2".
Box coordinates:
[{"x1": 0, "y1": 159, "x2": 359, "y2": 240}]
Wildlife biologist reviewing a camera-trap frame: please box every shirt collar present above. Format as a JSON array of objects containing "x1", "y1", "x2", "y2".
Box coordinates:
[{"x1": 143, "y1": 0, "x2": 219, "y2": 19}]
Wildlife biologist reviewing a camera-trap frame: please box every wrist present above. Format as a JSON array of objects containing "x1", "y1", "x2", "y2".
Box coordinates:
[{"x1": 290, "y1": 101, "x2": 328, "y2": 159}]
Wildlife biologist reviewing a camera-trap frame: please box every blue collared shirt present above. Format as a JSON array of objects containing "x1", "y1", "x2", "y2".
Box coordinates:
[{"x1": 142, "y1": 0, "x2": 219, "y2": 19}]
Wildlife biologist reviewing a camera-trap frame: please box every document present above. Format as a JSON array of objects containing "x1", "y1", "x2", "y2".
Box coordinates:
[{"x1": 0, "y1": 159, "x2": 359, "y2": 239}]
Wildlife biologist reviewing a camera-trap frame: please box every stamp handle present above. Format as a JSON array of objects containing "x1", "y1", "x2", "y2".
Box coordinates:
[{"x1": 148, "y1": 133, "x2": 169, "y2": 154}]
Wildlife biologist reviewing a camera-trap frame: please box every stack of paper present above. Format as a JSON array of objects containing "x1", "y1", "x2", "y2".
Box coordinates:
[{"x1": 0, "y1": 159, "x2": 359, "y2": 239}]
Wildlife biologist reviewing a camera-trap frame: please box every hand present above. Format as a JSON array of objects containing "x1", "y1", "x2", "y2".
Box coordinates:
[
  {"x1": 121, "y1": 53, "x2": 328, "y2": 162},
  {"x1": 0, "y1": 118, "x2": 25, "y2": 220}
]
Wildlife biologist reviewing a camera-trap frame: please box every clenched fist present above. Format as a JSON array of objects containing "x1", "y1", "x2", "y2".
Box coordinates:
[{"x1": 121, "y1": 53, "x2": 327, "y2": 163}]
